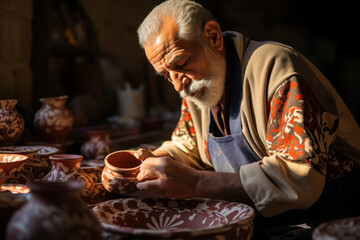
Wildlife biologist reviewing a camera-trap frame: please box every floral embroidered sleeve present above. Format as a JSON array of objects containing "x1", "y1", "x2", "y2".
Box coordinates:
[
  {"x1": 156, "y1": 99, "x2": 205, "y2": 169},
  {"x1": 266, "y1": 76, "x2": 358, "y2": 181}
]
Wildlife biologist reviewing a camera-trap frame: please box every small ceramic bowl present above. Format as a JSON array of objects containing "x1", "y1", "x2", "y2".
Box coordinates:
[
  {"x1": 102, "y1": 150, "x2": 142, "y2": 195},
  {"x1": 81, "y1": 160, "x2": 105, "y2": 183},
  {"x1": 0, "y1": 145, "x2": 59, "y2": 182},
  {"x1": 0, "y1": 154, "x2": 29, "y2": 184}
]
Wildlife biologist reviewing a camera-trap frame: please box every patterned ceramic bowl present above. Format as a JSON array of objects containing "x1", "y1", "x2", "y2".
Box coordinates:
[
  {"x1": 102, "y1": 150, "x2": 142, "y2": 195},
  {"x1": 0, "y1": 154, "x2": 29, "y2": 184},
  {"x1": 91, "y1": 197, "x2": 255, "y2": 240},
  {"x1": 313, "y1": 217, "x2": 360, "y2": 240},
  {"x1": 81, "y1": 160, "x2": 105, "y2": 183},
  {"x1": 0, "y1": 145, "x2": 59, "y2": 182}
]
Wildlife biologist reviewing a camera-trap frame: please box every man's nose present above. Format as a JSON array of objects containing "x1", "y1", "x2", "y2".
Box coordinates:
[{"x1": 169, "y1": 71, "x2": 189, "y2": 92}]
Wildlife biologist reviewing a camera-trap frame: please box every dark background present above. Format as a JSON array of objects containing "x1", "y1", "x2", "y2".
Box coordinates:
[{"x1": 1, "y1": 0, "x2": 359, "y2": 130}]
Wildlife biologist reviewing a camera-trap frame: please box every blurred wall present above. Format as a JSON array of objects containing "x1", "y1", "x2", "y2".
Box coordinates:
[
  {"x1": 81, "y1": 0, "x2": 360, "y2": 122},
  {"x1": 0, "y1": 0, "x2": 33, "y2": 123}
]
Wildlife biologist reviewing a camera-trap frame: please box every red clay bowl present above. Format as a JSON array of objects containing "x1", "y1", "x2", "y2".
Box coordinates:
[
  {"x1": 102, "y1": 150, "x2": 142, "y2": 195},
  {"x1": 0, "y1": 154, "x2": 28, "y2": 174},
  {"x1": 91, "y1": 197, "x2": 255, "y2": 240}
]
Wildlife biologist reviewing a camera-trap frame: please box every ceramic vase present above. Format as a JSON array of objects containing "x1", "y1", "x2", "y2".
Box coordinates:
[
  {"x1": 0, "y1": 154, "x2": 29, "y2": 184},
  {"x1": 80, "y1": 130, "x2": 114, "y2": 160},
  {"x1": 0, "y1": 99, "x2": 24, "y2": 146},
  {"x1": 34, "y1": 95, "x2": 74, "y2": 143},
  {"x1": 6, "y1": 181, "x2": 102, "y2": 240},
  {"x1": 102, "y1": 150, "x2": 142, "y2": 195},
  {"x1": 42, "y1": 154, "x2": 95, "y2": 198}
]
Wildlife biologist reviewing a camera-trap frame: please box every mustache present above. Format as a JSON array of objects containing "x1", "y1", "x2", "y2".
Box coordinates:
[{"x1": 179, "y1": 79, "x2": 210, "y2": 98}]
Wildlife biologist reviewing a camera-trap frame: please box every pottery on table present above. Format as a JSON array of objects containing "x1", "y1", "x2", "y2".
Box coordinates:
[
  {"x1": 0, "y1": 173, "x2": 27, "y2": 240},
  {"x1": 42, "y1": 154, "x2": 95, "y2": 198},
  {"x1": 80, "y1": 159, "x2": 105, "y2": 183},
  {"x1": 0, "y1": 99, "x2": 24, "y2": 146},
  {"x1": 102, "y1": 150, "x2": 142, "y2": 195},
  {"x1": 34, "y1": 95, "x2": 74, "y2": 143},
  {"x1": 0, "y1": 154, "x2": 29, "y2": 184},
  {"x1": 312, "y1": 217, "x2": 360, "y2": 240},
  {"x1": 91, "y1": 197, "x2": 255, "y2": 240},
  {"x1": 6, "y1": 181, "x2": 102, "y2": 240},
  {"x1": 80, "y1": 130, "x2": 115, "y2": 160},
  {"x1": 0, "y1": 145, "x2": 59, "y2": 182}
]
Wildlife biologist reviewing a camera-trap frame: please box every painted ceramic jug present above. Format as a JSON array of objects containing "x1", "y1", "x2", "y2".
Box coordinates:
[
  {"x1": 6, "y1": 181, "x2": 102, "y2": 240},
  {"x1": 42, "y1": 154, "x2": 95, "y2": 198},
  {"x1": 80, "y1": 130, "x2": 115, "y2": 160},
  {"x1": 33, "y1": 95, "x2": 74, "y2": 142},
  {"x1": 0, "y1": 99, "x2": 24, "y2": 146}
]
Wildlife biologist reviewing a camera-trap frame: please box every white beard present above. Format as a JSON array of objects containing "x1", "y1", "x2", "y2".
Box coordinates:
[{"x1": 179, "y1": 46, "x2": 226, "y2": 109}]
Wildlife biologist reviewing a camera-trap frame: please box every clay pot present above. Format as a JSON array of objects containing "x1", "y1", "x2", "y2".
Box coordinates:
[
  {"x1": 102, "y1": 150, "x2": 142, "y2": 195},
  {"x1": 42, "y1": 154, "x2": 95, "y2": 198},
  {"x1": 0, "y1": 99, "x2": 24, "y2": 146},
  {"x1": 80, "y1": 130, "x2": 115, "y2": 160},
  {"x1": 6, "y1": 181, "x2": 102, "y2": 240},
  {"x1": 0, "y1": 154, "x2": 29, "y2": 184},
  {"x1": 34, "y1": 95, "x2": 74, "y2": 143}
]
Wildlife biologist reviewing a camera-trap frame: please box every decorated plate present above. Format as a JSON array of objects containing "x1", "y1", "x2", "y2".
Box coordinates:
[
  {"x1": 91, "y1": 197, "x2": 255, "y2": 240},
  {"x1": 313, "y1": 217, "x2": 360, "y2": 240},
  {"x1": 1, "y1": 183, "x2": 30, "y2": 194}
]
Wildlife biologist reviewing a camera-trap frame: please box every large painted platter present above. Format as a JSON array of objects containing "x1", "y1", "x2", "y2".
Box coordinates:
[{"x1": 91, "y1": 197, "x2": 255, "y2": 240}]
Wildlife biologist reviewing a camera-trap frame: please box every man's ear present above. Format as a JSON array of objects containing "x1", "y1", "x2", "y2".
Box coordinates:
[{"x1": 203, "y1": 21, "x2": 223, "y2": 51}]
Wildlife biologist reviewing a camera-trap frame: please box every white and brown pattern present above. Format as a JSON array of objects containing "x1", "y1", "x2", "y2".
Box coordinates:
[
  {"x1": 0, "y1": 99, "x2": 24, "y2": 146},
  {"x1": 91, "y1": 197, "x2": 255, "y2": 240},
  {"x1": 34, "y1": 95, "x2": 74, "y2": 142}
]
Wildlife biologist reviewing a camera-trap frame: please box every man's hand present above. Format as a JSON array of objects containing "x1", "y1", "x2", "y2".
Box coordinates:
[
  {"x1": 136, "y1": 156, "x2": 198, "y2": 199},
  {"x1": 133, "y1": 148, "x2": 255, "y2": 207}
]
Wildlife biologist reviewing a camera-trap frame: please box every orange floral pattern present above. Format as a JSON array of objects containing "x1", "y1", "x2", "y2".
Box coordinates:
[
  {"x1": 173, "y1": 99, "x2": 197, "y2": 149},
  {"x1": 266, "y1": 76, "x2": 358, "y2": 181}
]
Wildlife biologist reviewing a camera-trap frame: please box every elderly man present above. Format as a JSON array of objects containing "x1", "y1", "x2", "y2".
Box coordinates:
[{"x1": 135, "y1": 0, "x2": 360, "y2": 238}]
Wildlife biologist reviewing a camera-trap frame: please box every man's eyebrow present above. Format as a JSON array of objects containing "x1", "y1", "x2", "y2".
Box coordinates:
[{"x1": 169, "y1": 55, "x2": 183, "y2": 66}]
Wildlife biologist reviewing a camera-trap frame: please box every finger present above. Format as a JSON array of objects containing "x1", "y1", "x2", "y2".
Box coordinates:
[
  {"x1": 134, "y1": 148, "x2": 153, "y2": 161},
  {"x1": 136, "y1": 165, "x2": 158, "y2": 181},
  {"x1": 136, "y1": 179, "x2": 163, "y2": 191}
]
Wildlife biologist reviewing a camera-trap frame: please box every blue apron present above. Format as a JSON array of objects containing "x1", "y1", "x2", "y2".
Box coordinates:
[{"x1": 207, "y1": 44, "x2": 259, "y2": 173}]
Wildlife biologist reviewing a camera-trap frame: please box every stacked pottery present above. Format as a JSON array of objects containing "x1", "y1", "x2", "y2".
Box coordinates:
[
  {"x1": 42, "y1": 154, "x2": 95, "y2": 199},
  {"x1": 0, "y1": 154, "x2": 29, "y2": 184},
  {"x1": 0, "y1": 146, "x2": 41, "y2": 182},
  {"x1": 0, "y1": 99, "x2": 24, "y2": 146},
  {"x1": 34, "y1": 95, "x2": 74, "y2": 143},
  {"x1": 80, "y1": 130, "x2": 115, "y2": 160},
  {"x1": 0, "y1": 173, "x2": 27, "y2": 240},
  {"x1": 6, "y1": 181, "x2": 102, "y2": 240}
]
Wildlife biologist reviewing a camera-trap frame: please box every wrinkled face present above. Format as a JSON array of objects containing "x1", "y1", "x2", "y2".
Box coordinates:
[{"x1": 143, "y1": 18, "x2": 226, "y2": 108}]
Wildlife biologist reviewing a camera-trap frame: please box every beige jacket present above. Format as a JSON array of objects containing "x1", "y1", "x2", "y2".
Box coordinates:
[{"x1": 157, "y1": 32, "x2": 360, "y2": 217}]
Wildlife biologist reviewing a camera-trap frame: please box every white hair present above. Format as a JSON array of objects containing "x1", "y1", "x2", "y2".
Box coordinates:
[{"x1": 137, "y1": 0, "x2": 216, "y2": 48}]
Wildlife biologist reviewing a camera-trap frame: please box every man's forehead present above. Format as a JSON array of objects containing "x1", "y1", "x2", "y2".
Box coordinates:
[{"x1": 144, "y1": 17, "x2": 179, "y2": 61}]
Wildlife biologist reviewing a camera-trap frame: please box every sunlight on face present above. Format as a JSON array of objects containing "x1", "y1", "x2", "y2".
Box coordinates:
[{"x1": 179, "y1": 44, "x2": 226, "y2": 109}]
